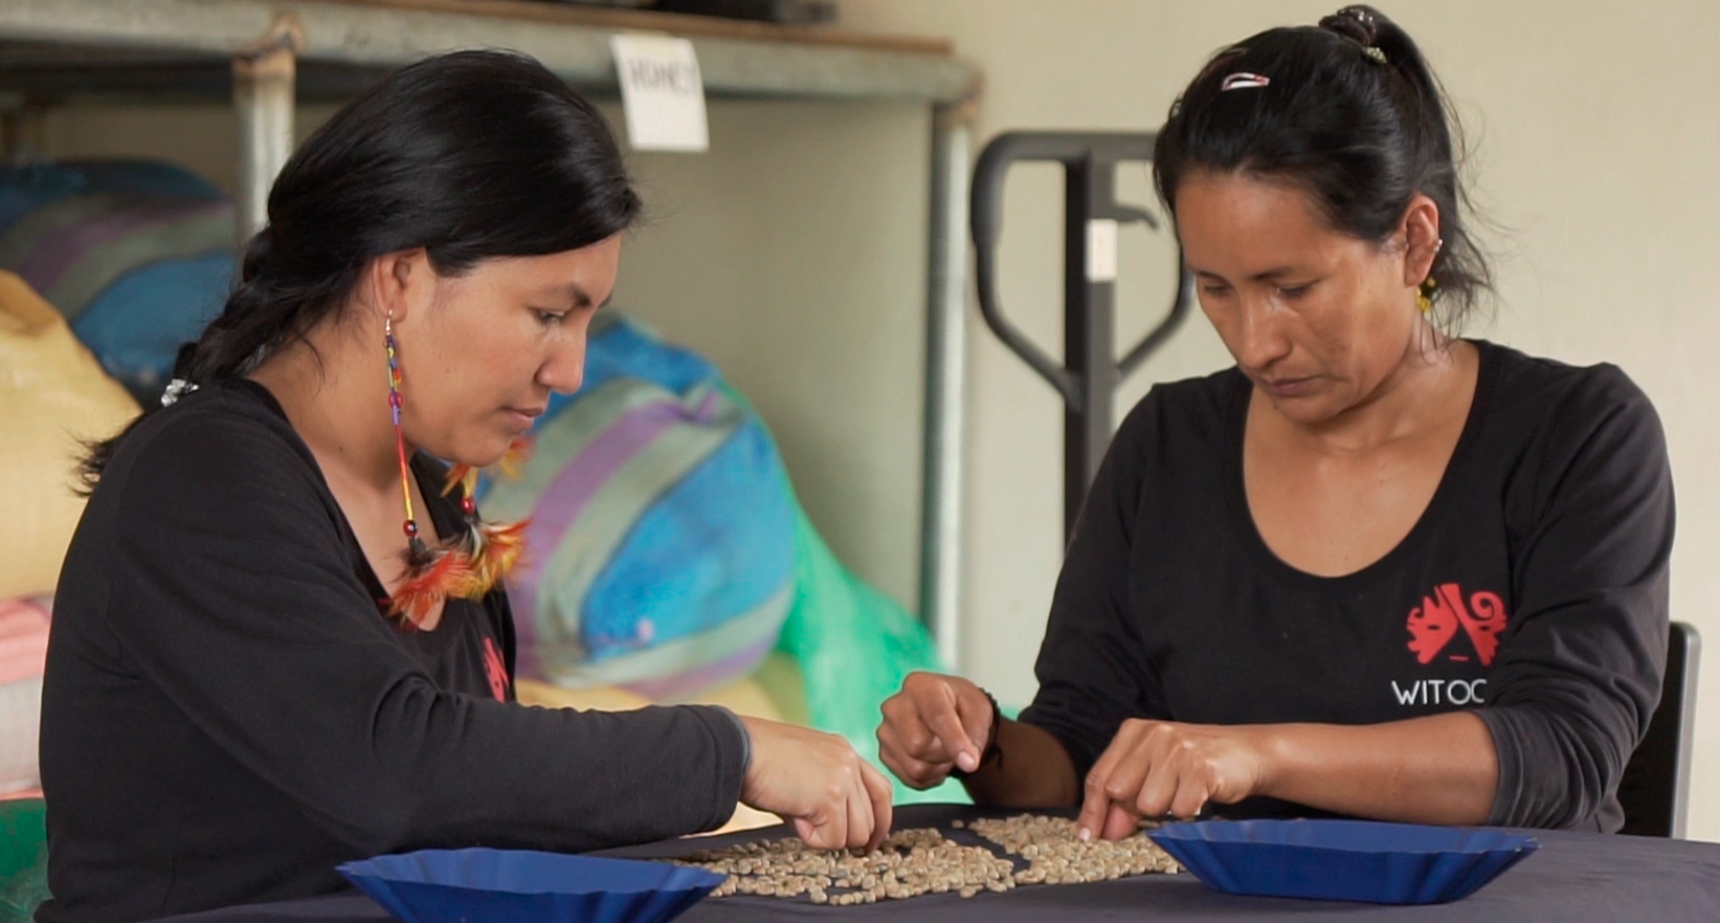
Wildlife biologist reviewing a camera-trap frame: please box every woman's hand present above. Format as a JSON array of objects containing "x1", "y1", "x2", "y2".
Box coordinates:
[
  {"x1": 1076, "y1": 719, "x2": 1272, "y2": 840},
  {"x1": 876, "y1": 671, "x2": 997, "y2": 789},
  {"x1": 738, "y1": 716, "x2": 894, "y2": 851}
]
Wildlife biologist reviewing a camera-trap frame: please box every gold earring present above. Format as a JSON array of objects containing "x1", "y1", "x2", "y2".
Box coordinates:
[{"x1": 1417, "y1": 277, "x2": 1437, "y2": 315}]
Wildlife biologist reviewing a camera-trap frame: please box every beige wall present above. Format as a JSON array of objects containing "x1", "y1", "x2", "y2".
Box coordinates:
[
  {"x1": 835, "y1": 0, "x2": 1720, "y2": 839},
  {"x1": 35, "y1": 0, "x2": 1720, "y2": 840}
]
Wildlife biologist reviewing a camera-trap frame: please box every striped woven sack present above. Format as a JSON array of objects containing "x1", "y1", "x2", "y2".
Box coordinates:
[
  {"x1": 0, "y1": 598, "x2": 47, "y2": 798},
  {"x1": 479, "y1": 314, "x2": 796, "y2": 699},
  {"x1": 0, "y1": 160, "x2": 233, "y2": 403}
]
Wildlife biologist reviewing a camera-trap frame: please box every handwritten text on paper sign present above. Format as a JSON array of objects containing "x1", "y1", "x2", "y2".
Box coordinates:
[{"x1": 611, "y1": 35, "x2": 710, "y2": 153}]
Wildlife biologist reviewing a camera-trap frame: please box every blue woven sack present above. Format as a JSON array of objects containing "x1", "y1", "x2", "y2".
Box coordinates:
[
  {"x1": 0, "y1": 159, "x2": 232, "y2": 402},
  {"x1": 479, "y1": 315, "x2": 796, "y2": 698}
]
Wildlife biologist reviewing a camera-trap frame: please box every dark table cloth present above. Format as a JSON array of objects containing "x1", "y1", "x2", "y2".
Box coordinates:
[{"x1": 146, "y1": 804, "x2": 1720, "y2": 923}]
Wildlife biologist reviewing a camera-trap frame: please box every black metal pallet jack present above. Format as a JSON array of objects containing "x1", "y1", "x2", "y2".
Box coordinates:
[{"x1": 971, "y1": 132, "x2": 1195, "y2": 536}]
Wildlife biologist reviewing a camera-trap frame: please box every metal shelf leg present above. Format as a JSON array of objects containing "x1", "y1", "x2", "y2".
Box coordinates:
[
  {"x1": 233, "y1": 17, "x2": 303, "y2": 246},
  {"x1": 920, "y1": 103, "x2": 972, "y2": 672}
]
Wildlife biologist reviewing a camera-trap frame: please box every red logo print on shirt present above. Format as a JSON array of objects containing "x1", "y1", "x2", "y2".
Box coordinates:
[
  {"x1": 483, "y1": 637, "x2": 509, "y2": 702},
  {"x1": 1406, "y1": 583, "x2": 1508, "y2": 666}
]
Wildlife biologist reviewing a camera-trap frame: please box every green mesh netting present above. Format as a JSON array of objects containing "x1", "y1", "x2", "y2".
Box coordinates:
[{"x1": 775, "y1": 491, "x2": 969, "y2": 806}]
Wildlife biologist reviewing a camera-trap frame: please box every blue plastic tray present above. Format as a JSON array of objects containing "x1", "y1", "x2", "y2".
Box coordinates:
[
  {"x1": 338, "y1": 848, "x2": 725, "y2": 923},
  {"x1": 1147, "y1": 819, "x2": 1538, "y2": 904}
]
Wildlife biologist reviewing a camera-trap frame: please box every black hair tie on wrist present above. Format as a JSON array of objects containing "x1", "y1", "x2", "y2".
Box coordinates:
[{"x1": 949, "y1": 688, "x2": 1004, "y2": 780}]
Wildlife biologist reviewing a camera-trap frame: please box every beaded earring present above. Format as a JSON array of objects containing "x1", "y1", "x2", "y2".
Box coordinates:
[
  {"x1": 1416, "y1": 237, "x2": 1445, "y2": 316},
  {"x1": 384, "y1": 311, "x2": 531, "y2": 626}
]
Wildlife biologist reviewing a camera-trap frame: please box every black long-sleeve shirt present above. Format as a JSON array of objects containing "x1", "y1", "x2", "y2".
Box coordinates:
[
  {"x1": 39, "y1": 379, "x2": 748, "y2": 923},
  {"x1": 1019, "y1": 340, "x2": 1673, "y2": 831}
]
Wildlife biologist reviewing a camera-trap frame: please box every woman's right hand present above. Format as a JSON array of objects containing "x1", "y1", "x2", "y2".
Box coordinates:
[
  {"x1": 876, "y1": 671, "x2": 996, "y2": 789},
  {"x1": 738, "y1": 716, "x2": 894, "y2": 851}
]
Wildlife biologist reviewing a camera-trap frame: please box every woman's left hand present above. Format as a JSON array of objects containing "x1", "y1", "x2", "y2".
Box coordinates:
[{"x1": 1076, "y1": 719, "x2": 1273, "y2": 840}]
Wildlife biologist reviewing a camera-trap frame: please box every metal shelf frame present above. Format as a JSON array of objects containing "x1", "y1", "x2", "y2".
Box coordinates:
[{"x1": 0, "y1": 0, "x2": 979, "y2": 670}]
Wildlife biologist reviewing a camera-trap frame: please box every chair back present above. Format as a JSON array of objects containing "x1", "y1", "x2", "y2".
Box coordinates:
[{"x1": 1617, "y1": 621, "x2": 1700, "y2": 837}]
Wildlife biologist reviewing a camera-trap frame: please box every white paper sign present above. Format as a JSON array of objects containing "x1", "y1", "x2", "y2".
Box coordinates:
[{"x1": 610, "y1": 35, "x2": 709, "y2": 153}]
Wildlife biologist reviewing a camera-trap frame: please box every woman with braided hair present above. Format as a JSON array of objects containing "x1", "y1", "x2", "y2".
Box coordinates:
[
  {"x1": 879, "y1": 6, "x2": 1672, "y2": 837},
  {"x1": 41, "y1": 50, "x2": 892, "y2": 923}
]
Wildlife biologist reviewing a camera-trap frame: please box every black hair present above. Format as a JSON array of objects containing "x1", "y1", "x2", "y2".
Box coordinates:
[
  {"x1": 79, "y1": 49, "x2": 641, "y2": 490},
  {"x1": 1153, "y1": 5, "x2": 1491, "y2": 327}
]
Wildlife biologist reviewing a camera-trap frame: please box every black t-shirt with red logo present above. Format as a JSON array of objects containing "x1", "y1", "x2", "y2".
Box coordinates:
[{"x1": 1018, "y1": 340, "x2": 1673, "y2": 832}]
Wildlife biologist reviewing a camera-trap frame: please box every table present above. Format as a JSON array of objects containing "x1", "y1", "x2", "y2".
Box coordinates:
[{"x1": 150, "y1": 805, "x2": 1720, "y2": 923}]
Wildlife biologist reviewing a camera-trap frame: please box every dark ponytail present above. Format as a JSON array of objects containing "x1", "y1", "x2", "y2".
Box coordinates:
[
  {"x1": 79, "y1": 50, "x2": 641, "y2": 491},
  {"x1": 1153, "y1": 5, "x2": 1491, "y2": 328}
]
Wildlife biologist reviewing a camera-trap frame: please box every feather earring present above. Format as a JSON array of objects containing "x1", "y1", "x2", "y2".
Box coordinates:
[{"x1": 383, "y1": 312, "x2": 532, "y2": 627}]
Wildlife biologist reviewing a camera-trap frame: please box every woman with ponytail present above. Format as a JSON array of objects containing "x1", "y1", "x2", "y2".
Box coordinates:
[
  {"x1": 879, "y1": 7, "x2": 1672, "y2": 836},
  {"x1": 42, "y1": 50, "x2": 891, "y2": 923}
]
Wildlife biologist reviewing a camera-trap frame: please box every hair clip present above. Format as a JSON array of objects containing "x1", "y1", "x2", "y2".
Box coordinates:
[
  {"x1": 160, "y1": 378, "x2": 199, "y2": 407},
  {"x1": 1220, "y1": 72, "x2": 1272, "y2": 92},
  {"x1": 1363, "y1": 46, "x2": 1388, "y2": 64},
  {"x1": 1340, "y1": 6, "x2": 1377, "y2": 31}
]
